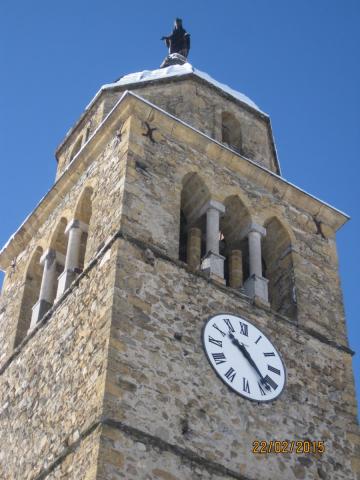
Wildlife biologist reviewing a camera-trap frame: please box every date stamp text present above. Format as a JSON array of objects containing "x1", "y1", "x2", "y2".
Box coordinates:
[{"x1": 252, "y1": 440, "x2": 325, "y2": 455}]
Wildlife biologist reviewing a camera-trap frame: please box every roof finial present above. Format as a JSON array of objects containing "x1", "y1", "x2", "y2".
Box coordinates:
[{"x1": 160, "y1": 18, "x2": 191, "y2": 68}]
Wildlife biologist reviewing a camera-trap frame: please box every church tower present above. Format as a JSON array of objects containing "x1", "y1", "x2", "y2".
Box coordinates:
[{"x1": 0, "y1": 49, "x2": 359, "y2": 479}]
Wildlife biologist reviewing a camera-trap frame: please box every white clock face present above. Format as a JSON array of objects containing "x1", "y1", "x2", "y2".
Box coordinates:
[{"x1": 203, "y1": 314, "x2": 286, "y2": 402}]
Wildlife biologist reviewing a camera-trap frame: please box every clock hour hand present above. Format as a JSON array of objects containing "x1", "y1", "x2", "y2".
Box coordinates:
[{"x1": 229, "y1": 333, "x2": 270, "y2": 390}]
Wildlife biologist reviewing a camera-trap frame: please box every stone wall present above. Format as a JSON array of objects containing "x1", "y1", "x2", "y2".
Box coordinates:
[
  {"x1": 55, "y1": 99, "x2": 106, "y2": 180},
  {"x1": 0, "y1": 121, "x2": 128, "y2": 363},
  {"x1": 119, "y1": 106, "x2": 349, "y2": 346},
  {"x1": 126, "y1": 78, "x2": 277, "y2": 172},
  {"x1": 97, "y1": 422, "x2": 241, "y2": 480},
  {"x1": 103, "y1": 236, "x2": 359, "y2": 480},
  {"x1": 0, "y1": 241, "x2": 117, "y2": 479},
  {"x1": 46, "y1": 426, "x2": 101, "y2": 480},
  {"x1": 55, "y1": 75, "x2": 278, "y2": 180}
]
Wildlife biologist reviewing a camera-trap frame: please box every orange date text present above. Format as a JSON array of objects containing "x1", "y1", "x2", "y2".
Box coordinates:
[{"x1": 252, "y1": 440, "x2": 325, "y2": 454}]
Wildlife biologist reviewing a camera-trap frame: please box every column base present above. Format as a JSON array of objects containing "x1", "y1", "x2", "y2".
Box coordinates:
[
  {"x1": 244, "y1": 274, "x2": 269, "y2": 305},
  {"x1": 29, "y1": 299, "x2": 52, "y2": 331},
  {"x1": 56, "y1": 270, "x2": 76, "y2": 299},
  {"x1": 201, "y1": 252, "x2": 226, "y2": 284}
]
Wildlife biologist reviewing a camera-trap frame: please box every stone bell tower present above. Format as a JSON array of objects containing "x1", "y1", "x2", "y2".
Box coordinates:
[{"x1": 0, "y1": 54, "x2": 359, "y2": 479}]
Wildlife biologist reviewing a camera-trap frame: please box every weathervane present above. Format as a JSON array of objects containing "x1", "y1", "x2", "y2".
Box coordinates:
[{"x1": 160, "y1": 18, "x2": 190, "y2": 68}]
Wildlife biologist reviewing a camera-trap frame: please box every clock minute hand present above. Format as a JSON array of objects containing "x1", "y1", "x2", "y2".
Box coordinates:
[
  {"x1": 231, "y1": 336, "x2": 263, "y2": 379},
  {"x1": 229, "y1": 333, "x2": 270, "y2": 390}
]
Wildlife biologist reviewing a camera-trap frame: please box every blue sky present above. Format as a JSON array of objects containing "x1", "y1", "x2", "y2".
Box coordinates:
[{"x1": 0, "y1": 1, "x2": 359, "y2": 413}]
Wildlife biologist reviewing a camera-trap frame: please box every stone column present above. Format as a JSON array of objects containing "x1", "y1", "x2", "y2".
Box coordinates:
[
  {"x1": 199, "y1": 200, "x2": 226, "y2": 282},
  {"x1": 187, "y1": 227, "x2": 201, "y2": 269},
  {"x1": 206, "y1": 206, "x2": 221, "y2": 255},
  {"x1": 229, "y1": 249, "x2": 243, "y2": 288},
  {"x1": 243, "y1": 223, "x2": 269, "y2": 304},
  {"x1": 56, "y1": 219, "x2": 88, "y2": 299},
  {"x1": 30, "y1": 249, "x2": 65, "y2": 329},
  {"x1": 248, "y1": 229, "x2": 263, "y2": 277}
]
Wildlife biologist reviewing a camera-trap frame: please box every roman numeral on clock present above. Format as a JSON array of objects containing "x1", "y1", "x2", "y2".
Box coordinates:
[
  {"x1": 223, "y1": 318, "x2": 235, "y2": 333},
  {"x1": 239, "y1": 321, "x2": 248, "y2": 337},
  {"x1": 258, "y1": 382, "x2": 267, "y2": 396},
  {"x1": 255, "y1": 335, "x2": 262, "y2": 344},
  {"x1": 268, "y1": 365, "x2": 281, "y2": 375},
  {"x1": 224, "y1": 367, "x2": 236, "y2": 383},
  {"x1": 243, "y1": 378, "x2": 250, "y2": 394},
  {"x1": 264, "y1": 352, "x2": 275, "y2": 357},
  {"x1": 212, "y1": 323, "x2": 226, "y2": 337},
  {"x1": 212, "y1": 352, "x2": 226, "y2": 365},
  {"x1": 208, "y1": 336, "x2": 222, "y2": 347},
  {"x1": 264, "y1": 375, "x2": 278, "y2": 390}
]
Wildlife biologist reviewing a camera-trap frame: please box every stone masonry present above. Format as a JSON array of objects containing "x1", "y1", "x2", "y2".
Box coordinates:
[{"x1": 0, "y1": 64, "x2": 359, "y2": 479}]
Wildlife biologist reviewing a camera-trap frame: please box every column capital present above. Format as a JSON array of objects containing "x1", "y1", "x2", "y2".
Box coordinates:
[
  {"x1": 240, "y1": 222, "x2": 266, "y2": 240},
  {"x1": 196, "y1": 199, "x2": 225, "y2": 221},
  {"x1": 40, "y1": 248, "x2": 66, "y2": 266},
  {"x1": 65, "y1": 219, "x2": 89, "y2": 235}
]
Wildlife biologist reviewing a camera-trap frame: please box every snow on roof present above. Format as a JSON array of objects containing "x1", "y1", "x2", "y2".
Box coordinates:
[{"x1": 102, "y1": 62, "x2": 266, "y2": 115}]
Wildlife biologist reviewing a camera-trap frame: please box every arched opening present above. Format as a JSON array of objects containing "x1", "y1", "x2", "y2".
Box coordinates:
[
  {"x1": 50, "y1": 218, "x2": 68, "y2": 256},
  {"x1": 262, "y1": 217, "x2": 297, "y2": 319},
  {"x1": 179, "y1": 173, "x2": 211, "y2": 268},
  {"x1": 69, "y1": 136, "x2": 82, "y2": 163},
  {"x1": 14, "y1": 247, "x2": 43, "y2": 347},
  {"x1": 49, "y1": 217, "x2": 68, "y2": 299},
  {"x1": 74, "y1": 186, "x2": 93, "y2": 270},
  {"x1": 221, "y1": 112, "x2": 242, "y2": 154},
  {"x1": 220, "y1": 195, "x2": 251, "y2": 287}
]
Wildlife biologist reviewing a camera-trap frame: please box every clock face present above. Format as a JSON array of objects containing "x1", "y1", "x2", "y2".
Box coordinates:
[{"x1": 202, "y1": 313, "x2": 286, "y2": 402}]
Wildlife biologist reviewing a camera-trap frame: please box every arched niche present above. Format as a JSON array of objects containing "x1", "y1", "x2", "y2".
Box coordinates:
[
  {"x1": 69, "y1": 136, "x2": 82, "y2": 163},
  {"x1": 221, "y1": 112, "x2": 242, "y2": 154},
  {"x1": 220, "y1": 195, "x2": 252, "y2": 286},
  {"x1": 48, "y1": 217, "x2": 68, "y2": 299},
  {"x1": 14, "y1": 246, "x2": 43, "y2": 347},
  {"x1": 74, "y1": 187, "x2": 93, "y2": 269},
  {"x1": 74, "y1": 186, "x2": 93, "y2": 225},
  {"x1": 179, "y1": 172, "x2": 211, "y2": 265},
  {"x1": 262, "y1": 217, "x2": 297, "y2": 319},
  {"x1": 49, "y1": 217, "x2": 68, "y2": 257}
]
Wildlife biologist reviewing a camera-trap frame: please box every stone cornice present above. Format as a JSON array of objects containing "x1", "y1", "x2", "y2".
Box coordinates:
[{"x1": 0, "y1": 91, "x2": 349, "y2": 270}]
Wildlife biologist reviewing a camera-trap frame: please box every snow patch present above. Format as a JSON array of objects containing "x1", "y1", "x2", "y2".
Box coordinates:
[{"x1": 102, "y1": 63, "x2": 265, "y2": 115}]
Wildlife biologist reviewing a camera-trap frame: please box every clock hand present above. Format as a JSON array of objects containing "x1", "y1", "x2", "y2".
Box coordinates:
[{"x1": 229, "y1": 333, "x2": 271, "y2": 390}]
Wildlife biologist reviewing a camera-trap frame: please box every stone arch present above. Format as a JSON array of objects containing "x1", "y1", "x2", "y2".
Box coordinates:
[
  {"x1": 74, "y1": 186, "x2": 93, "y2": 224},
  {"x1": 220, "y1": 195, "x2": 252, "y2": 287},
  {"x1": 221, "y1": 112, "x2": 242, "y2": 154},
  {"x1": 48, "y1": 217, "x2": 68, "y2": 300},
  {"x1": 69, "y1": 136, "x2": 83, "y2": 163},
  {"x1": 14, "y1": 246, "x2": 43, "y2": 347},
  {"x1": 262, "y1": 216, "x2": 297, "y2": 319},
  {"x1": 49, "y1": 217, "x2": 68, "y2": 256},
  {"x1": 74, "y1": 186, "x2": 94, "y2": 269},
  {"x1": 179, "y1": 172, "x2": 211, "y2": 266}
]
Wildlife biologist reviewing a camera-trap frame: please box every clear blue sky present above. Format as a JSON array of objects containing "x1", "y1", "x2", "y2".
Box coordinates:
[{"x1": 0, "y1": 1, "x2": 359, "y2": 413}]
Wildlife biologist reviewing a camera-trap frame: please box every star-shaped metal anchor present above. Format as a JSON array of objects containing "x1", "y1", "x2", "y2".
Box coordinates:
[{"x1": 142, "y1": 122, "x2": 157, "y2": 144}]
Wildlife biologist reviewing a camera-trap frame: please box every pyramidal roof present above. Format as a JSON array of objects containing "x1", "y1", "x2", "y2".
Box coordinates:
[{"x1": 101, "y1": 62, "x2": 265, "y2": 116}]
